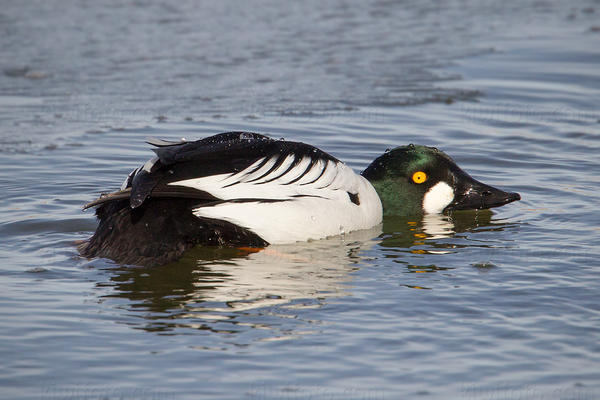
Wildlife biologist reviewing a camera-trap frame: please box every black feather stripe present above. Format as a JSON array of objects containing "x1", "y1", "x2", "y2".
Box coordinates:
[
  {"x1": 300, "y1": 159, "x2": 330, "y2": 186},
  {"x1": 257, "y1": 154, "x2": 305, "y2": 184},
  {"x1": 316, "y1": 165, "x2": 338, "y2": 189},
  {"x1": 282, "y1": 158, "x2": 318, "y2": 185},
  {"x1": 150, "y1": 184, "x2": 221, "y2": 202},
  {"x1": 245, "y1": 154, "x2": 288, "y2": 183},
  {"x1": 238, "y1": 156, "x2": 272, "y2": 179},
  {"x1": 192, "y1": 198, "x2": 290, "y2": 209},
  {"x1": 222, "y1": 180, "x2": 241, "y2": 188},
  {"x1": 291, "y1": 194, "x2": 328, "y2": 199}
]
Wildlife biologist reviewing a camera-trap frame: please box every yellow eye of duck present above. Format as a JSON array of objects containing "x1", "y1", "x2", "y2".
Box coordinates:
[{"x1": 412, "y1": 171, "x2": 427, "y2": 184}]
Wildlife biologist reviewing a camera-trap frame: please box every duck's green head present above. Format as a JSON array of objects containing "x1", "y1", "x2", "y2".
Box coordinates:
[{"x1": 361, "y1": 144, "x2": 520, "y2": 216}]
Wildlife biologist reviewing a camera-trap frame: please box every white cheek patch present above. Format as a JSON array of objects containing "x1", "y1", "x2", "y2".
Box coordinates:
[{"x1": 422, "y1": 181, "x2": 454, "y2": 214}]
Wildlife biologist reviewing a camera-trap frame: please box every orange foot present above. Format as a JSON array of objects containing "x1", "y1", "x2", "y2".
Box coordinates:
[{"x1": 236, "y1": 246, "x2": 265, "y2": 255}]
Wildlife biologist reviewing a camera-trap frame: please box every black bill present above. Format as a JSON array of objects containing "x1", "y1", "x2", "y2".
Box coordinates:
[{"x1": 444, "y1": 170, "x2": 521, "y2": 212}]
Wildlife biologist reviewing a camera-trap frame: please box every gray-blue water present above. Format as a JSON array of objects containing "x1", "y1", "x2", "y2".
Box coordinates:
[{"x1": 1, "y1": 1, "x2": 599, "y2": 399}]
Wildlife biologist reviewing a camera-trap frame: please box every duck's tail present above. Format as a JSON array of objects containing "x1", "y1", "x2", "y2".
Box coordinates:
[{"x1": 82, "y1": 189, "x2": 132, "y2": 210}]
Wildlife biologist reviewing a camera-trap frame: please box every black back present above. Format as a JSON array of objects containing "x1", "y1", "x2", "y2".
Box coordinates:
[{"x1": 129, "y1": 131, "x2": 339, "y2": 208}]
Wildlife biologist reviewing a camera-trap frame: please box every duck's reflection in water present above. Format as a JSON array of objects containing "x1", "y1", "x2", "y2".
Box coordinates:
[
  {"x1": 379, "y1": 211, "x2": 516, "y2": 281},
  {"x1": 101, "y1": 211, "x2": 515, "y2": 334},
  {"x1": 103, "y1": 227, "x2": 381, "y2": 334},
  {"x1": 380, "y1": 210, "x2": 506, "y2": 249},
  {"x1": 421, "y1": 213, "x2": 456, "y2": 240}
]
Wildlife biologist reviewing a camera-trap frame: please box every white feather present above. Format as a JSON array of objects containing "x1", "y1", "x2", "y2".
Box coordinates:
[
  {"x1": 142, "y1": 156, "x2": 159, "y2": 172},
  {"x1": 168, "y1": 156, "x2": 383, "y2": 243}
]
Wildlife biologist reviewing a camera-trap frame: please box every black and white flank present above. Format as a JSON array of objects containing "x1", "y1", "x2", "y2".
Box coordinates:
[{"x1": 80, "y1": 132, "x2": 382, "y2": 266}]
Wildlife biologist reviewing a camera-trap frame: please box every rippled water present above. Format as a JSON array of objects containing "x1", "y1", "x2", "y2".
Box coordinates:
[{"x1": 1, "y1": 1, "x2": 599, "y2": 399}]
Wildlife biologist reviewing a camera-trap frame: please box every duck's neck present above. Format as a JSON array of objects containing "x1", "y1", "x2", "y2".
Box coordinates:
[{"x1": 364, "y1": 176, "x2": 423, "y2": 217}]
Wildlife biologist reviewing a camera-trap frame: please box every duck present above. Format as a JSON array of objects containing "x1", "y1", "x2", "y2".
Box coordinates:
[{"x1": 79, "y1": 131, "x2": 520, "y2": 266}]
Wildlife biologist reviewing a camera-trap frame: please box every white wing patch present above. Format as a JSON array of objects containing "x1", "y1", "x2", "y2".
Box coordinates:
[{"x1": 168, "y1": 155, "x2": 383, "y2": 243}]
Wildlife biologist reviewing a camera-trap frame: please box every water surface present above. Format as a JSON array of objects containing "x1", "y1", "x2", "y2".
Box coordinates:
[{"x1": 1, "y1": 1, "x2": 599, "y2": 399}]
